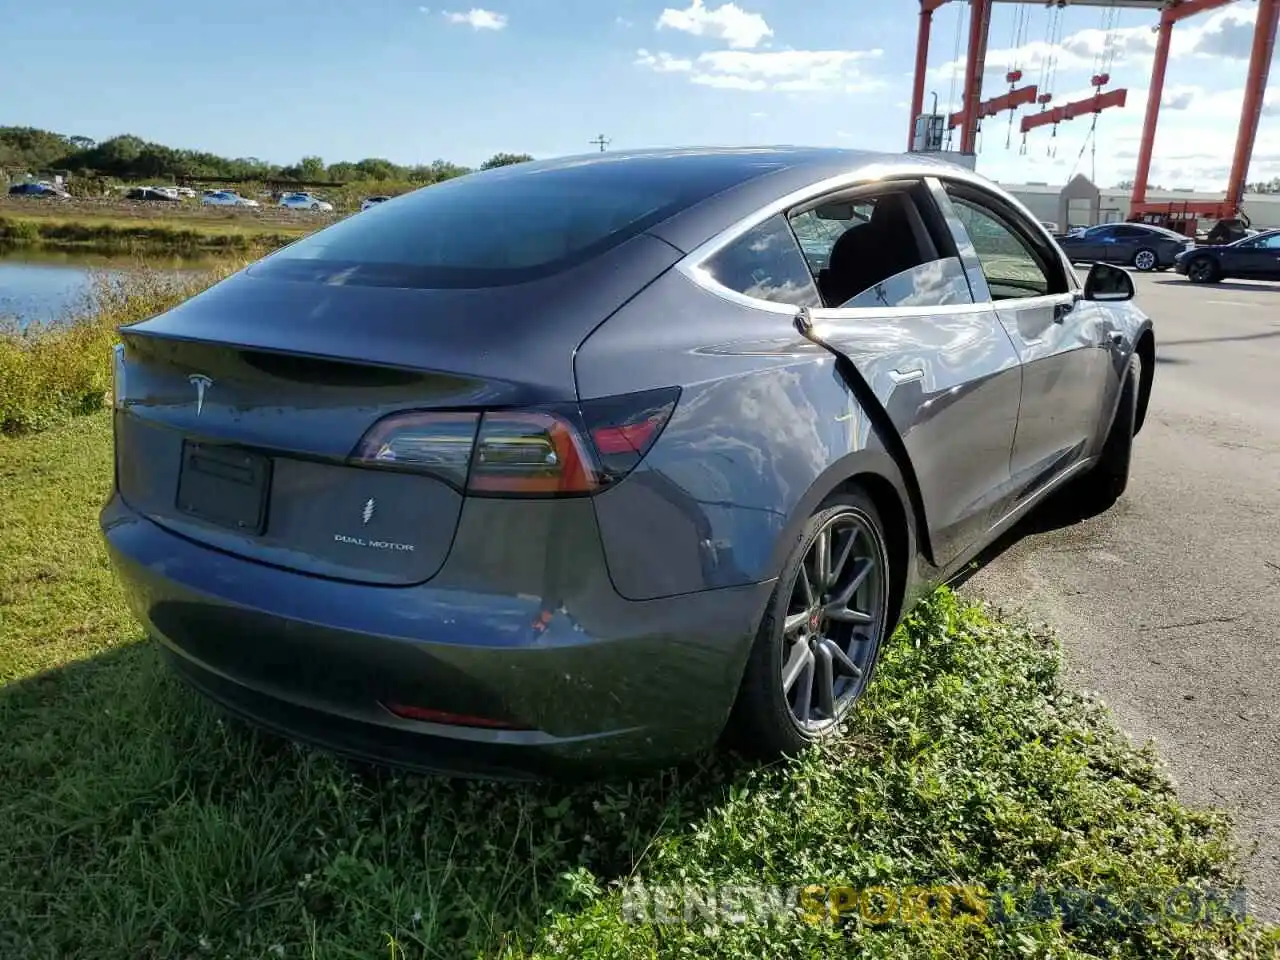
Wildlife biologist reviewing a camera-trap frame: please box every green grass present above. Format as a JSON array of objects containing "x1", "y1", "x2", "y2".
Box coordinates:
[
  {"x1": 0, "y1": 213, "x2": 303, "y2": 254},
  {"x1": 0, "y1": 262, "x2": 242, "y2": 435},
  {"x1": 1, "y1": 412, "x2": 1276, "y2": 958}
]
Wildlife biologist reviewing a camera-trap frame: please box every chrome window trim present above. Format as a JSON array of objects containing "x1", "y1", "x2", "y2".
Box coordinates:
[{"x1": 674, "y1": 158, "x2": 1079, "y2": 318}]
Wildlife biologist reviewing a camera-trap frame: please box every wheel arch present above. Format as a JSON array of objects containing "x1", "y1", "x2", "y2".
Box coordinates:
[
  {"x1": 831, "y1": 471, "x2": 912, "y2": 635},
  {"x1": 764, "y1": 449, "x2": 920, "y2": 634},
  {"x1": 1134, "y1": 324, "x2": 1155, "y2": 435}
]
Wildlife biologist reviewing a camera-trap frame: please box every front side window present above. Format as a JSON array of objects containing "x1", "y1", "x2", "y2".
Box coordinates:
[
  {"x1": 702, "y1": 215, "x2": 822, "y2": 307},
  {"x1": 1244, "y1": 233, "x2": 1280, "y2": 250},
  {"x1": 946, "y1": 192, "x2": 1056, "y2": 300}
]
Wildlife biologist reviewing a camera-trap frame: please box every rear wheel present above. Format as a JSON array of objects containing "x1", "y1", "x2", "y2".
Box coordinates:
[
  {"x1": 1132, "y1": 248, "x2": 1158, "y2": 271},
  {"x1": 1187, "y1": 256, "x2": 1220, "y2": 284},
  {"x1": 729, "y1": 489, "x2": 891, "y2": 759},
  {"x1": 1076, "y1": 353, "x2": 1141, "y2": 511}
]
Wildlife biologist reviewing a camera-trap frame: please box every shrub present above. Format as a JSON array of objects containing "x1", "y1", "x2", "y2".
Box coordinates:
[{"x1": 0, "y1": 262, "x2": 241, "y2": 434}]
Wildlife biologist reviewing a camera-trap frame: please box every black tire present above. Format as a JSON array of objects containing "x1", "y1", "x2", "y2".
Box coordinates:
[
  {"x1": 1076, "y1": 353, "x2": 1140, "y2": 511},
  {"x1": 1186, "y1": 256, "x2": 1220, "y2": 284},
  {"x1": 1132, "y1": 248, "x2": 1158, "y2": 272},
  {"x1": 727, "y1": 488, "x2": 892, "y2": 760}
]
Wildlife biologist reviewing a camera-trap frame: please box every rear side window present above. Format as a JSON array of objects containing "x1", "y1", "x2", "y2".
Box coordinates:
[
  {"x1": 253, "y1": 155, "x2": 784, "y2": 289},
  {"x1": 702, "y1": 215, "x2": 822, "y2": 307}
]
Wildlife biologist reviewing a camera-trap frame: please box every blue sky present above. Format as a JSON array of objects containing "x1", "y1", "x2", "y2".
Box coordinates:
[{"x1": 5, "y1": 0, "x2": 1276, "y2": 189}]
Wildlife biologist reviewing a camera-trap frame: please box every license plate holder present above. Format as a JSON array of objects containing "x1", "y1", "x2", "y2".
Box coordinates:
[{"x1": 176, "y1": 441, "x2": 271, "y2": 535}]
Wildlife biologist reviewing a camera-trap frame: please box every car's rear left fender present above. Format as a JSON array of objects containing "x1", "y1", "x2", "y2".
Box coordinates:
[{"x1": 575, "y1": 270, "x2": 928, "y2": 605}]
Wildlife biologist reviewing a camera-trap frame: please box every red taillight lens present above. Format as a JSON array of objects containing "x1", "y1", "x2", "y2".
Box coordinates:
[
  {"x1": 469, "y1": 411, "x2": 599, "y2": 494},
  {"x1": 351, "y1": 387, "x2": 680, "y2": 496},
  {"x1": 581, "y1": 387, "x2": 680, "y2": 482}
]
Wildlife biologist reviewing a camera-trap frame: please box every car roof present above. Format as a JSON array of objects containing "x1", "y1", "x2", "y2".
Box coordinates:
[{"x1": 538, "y1": 145, "x2": 1001, "y2": 252}]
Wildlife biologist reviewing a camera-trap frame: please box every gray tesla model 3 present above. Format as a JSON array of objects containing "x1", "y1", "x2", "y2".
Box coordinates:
[{"x1": 101, "y1": 147, "x2": 1155, "y2": 778}]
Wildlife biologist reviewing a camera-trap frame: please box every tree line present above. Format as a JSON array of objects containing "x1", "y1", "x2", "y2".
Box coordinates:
[{"x1": 0, "y1": 127, "x2": 533, "y2": 184}]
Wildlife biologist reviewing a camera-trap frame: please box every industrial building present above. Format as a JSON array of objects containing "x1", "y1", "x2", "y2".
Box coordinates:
[{"x1": 997, "y1": 176, "x2": 1280, "y2": 232}]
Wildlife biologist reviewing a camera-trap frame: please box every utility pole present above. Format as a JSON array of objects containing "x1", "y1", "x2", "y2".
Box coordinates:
[{"x1": 589, "y1": 134, "x2": 611, "y2": 153}]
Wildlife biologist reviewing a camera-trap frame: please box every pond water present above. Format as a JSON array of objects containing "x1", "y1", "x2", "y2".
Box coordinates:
[{"x1": 0, "y1": 249, "x2": 221, "y2": 329}]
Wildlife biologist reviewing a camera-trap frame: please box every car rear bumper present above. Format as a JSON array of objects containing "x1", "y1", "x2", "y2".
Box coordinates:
[{"x1": 101, "y1": 493, "x2": 773, "y2": 778}]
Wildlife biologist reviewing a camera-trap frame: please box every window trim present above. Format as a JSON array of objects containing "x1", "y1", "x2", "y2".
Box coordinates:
[
  {"x1": 683, "y1": 175, "x2": 974, "y2": 316},
  {"x1": 677, "y1": 161, "x2": 1077, "y2": 314},
  {"x1": 938, "y1": 179, "x2": 1078, "y2": 300}
]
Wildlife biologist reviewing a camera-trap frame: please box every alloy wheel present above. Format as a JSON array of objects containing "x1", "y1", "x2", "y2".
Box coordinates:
[
  {"x1": 1188, "y1": 258, "x2": 1214, "y2": 283},
  {"x1": 779, "y1": 511, "x2": 887, "y2": 732},
  {"x1": 1133, "y1": 250, "x2": 1157, "y2": 271}
]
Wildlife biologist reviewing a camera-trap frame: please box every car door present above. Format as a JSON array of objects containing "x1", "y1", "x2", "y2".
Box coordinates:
[
  {"x1": 1068, "y1": 224, "x2": 1111, "y2": 261},
  {"x1": 1105, "y1": 224, "x2": 1149, "y2": 264},
  {"x1": 1221, "y1": 232, "x2": 1280, "y2": 278},
  {"x1": 939, "y1": 180, "x2": 1111, "y2": 497},
  {"x1": 785, "y1": 179, "x2": 1024, "y2": 567}
]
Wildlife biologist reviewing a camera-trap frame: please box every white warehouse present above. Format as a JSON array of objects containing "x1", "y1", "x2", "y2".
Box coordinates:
[{"x1": 997, "y1": 175, "x2": 1280, "y2": 231}]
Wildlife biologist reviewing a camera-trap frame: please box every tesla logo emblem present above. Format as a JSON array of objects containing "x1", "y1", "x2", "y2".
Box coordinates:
[
  {"x1": 362, "y1": 498, "x2": 376, "y2": 525},
  {"x1": 188, "y1": 374, "x2": 213, "y2": 416}
]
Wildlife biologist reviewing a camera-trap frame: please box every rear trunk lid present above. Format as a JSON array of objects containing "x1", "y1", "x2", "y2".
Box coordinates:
[{"x1": 114, "y1": 234, "x2": 680, "y2": 585}]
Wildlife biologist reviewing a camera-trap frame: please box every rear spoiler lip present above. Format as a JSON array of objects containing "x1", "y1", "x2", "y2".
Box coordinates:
[{"x1": 117, "y1": 325, "x2": 567, "y2": 409}]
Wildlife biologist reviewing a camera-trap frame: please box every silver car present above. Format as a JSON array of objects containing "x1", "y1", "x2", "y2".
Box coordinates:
[{"x1": 102, "y1": 148, "x2": 1154, "y2": 777}]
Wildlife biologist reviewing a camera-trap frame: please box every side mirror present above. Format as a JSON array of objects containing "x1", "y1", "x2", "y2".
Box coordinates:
[{"x1": 1083, "y1": 261, "x2": 1135, "y2": 302}]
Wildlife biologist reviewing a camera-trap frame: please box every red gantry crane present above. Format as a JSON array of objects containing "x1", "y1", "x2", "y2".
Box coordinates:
[{"x1": 907, "y1": 0, "x2": 1278, "y2": 237}]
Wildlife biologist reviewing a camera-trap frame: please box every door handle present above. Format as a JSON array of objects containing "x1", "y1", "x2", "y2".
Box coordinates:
[{"x1": 888, "y1": 368, "x2": 924, "y2": 384}]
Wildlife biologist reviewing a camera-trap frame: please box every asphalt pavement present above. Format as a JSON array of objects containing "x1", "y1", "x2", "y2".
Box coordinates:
[{"x1": 963, "y1": 270, "x2": 1280, "y2": 922}]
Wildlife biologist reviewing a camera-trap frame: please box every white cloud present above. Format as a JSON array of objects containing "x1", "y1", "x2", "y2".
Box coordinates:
[
  {"x1": 616, "y1": 16, "x2": 634, "y2": 28},
  {"x1": 638, "y1": 47, "x2": 884, "y2": 93},
  {"x1": 1161, "y1": 86, "x2": 1198, "y2": 110},
  {"x1": 443, "y1": 8, "x2": 507, "y2": 30},
  {"x1": 932, "y1": 5, "x2": 1261, "y2": 85},
  {"x1": 656, "y1": 0, "x2": 773, "y2": 50},
  {"x1": 635, "y1": 49, "x2": 693, "y2": 73}
]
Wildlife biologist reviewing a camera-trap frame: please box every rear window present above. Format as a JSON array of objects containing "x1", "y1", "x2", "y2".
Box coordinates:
[{"x1": 253, "y1": 155, "x2": 784, "y2": 289}]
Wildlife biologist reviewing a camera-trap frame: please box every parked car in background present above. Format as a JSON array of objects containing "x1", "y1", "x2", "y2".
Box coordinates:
[
  {"x1": 280, "y1": 192, "x2": 334, "y2": 212},
  {"x1": 360, "y1": 195, "x2": 391, "y2": 211},
  {"x1": 102, "y1": 147, "x2": 1155, "y2": 776},
  {"x1": 1175, "y1": 228, "x2": 1280, "y2": 283},
  {"x1": 200, "y1": 190, "x2": 260, "y2": 208},
  {"x1": 1055, "y1": 222, "x2": 1194, "y2": 271},
  {"x1": 126, "y1": 187, "x2": 180, "y2": 202},
  {"x1": 7, "y1": 181, "x2": 70, "y2": 199},
  {"x1": 1040, "y1": 220, "x2": 1060, "y2": 234}
]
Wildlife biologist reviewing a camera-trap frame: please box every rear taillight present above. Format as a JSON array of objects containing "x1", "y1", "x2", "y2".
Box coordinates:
[
  {"x1": 469, "y1": 411, "x2": 598, "y2": 494},
  {"x1": 350, "y1": 387, "x2": 679, "y2": 497},
  {"x1": 580, "y1": 387, "x2": 680, "y2": 483},
  {"x1": 352, "y1": 411, "x2": 479, "y2": 487}
]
